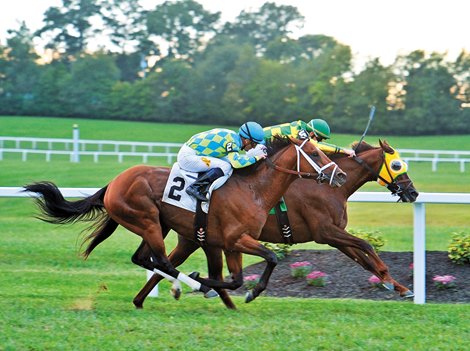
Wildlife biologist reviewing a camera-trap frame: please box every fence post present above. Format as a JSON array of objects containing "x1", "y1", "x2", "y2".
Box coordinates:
[
  {"x1": 413, "y1": 202, "x2": 426, "y2": 304},
  {"x1": 72, "y1": 124, "x2": 80, "y2": 163}
]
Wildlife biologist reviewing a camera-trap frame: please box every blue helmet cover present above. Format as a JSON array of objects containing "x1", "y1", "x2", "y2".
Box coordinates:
[{"x1": 238, "y1": 122, "x2": 265, "y2": 145}]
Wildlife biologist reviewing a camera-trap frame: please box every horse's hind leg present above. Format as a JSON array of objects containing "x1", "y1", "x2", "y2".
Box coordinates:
[
  {"x1": 133, "y1": 237, "x2": 199, "y2": 308},
  {"x1": 132, "y1": 237, "x2": 229, "y2": 308},
  {"x1": 143, "y1": 229, "x2": 219, "y2": 299},
  {"x1": 131, "y1": 240, "x2": 155, "y2": 271},
  {"x1": 105, "y1": 176, "x2": 219, "y2": 300}
]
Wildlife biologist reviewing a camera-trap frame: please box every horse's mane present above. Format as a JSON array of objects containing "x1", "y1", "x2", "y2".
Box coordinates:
[
  {"x1": 351, "y1": 141, "x2": 376, "y2": 154},
  {"x1": 233, "y1": 136, "x2": 291, "y2": 177},
  {"x1": 328, "y1": 140, "x2": 376, "y2": 161},
  {"x1": 265, "y1": 135, "x2": 292, "y2": 156}
]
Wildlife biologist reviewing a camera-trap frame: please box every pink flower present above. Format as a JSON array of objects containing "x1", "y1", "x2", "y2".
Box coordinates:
[
  {"x1": 409, "y1": 263, "x2": 414, "y2": 269},
  {"x1": 289, "y1": 261, "x2": 312, "y2": 268},
  {"x1": 307, "y1": 271, "x2": 327, "y2": 279},
  {"x1": 368, "y1": 275, "x2": 382, "y2": 287},
  {"x1": 306, "y1": 271, "x2": 328, "y2": 287},
  {"x1": 244, "y1": 274, "x2": 260, "y2": 281},
  {"x1": 243, "y1": 274, "x2": 260, "y2": 290},
  {"x1": 290, "y1": 261, "x2": 312, "y2": 278},
  {"x1": 433, "y1": 275, "x2": 456, "y2": 289}
]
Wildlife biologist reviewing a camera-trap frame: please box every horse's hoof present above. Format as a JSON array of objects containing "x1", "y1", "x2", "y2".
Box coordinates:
[
  {"x1": 171, "y1": 287, "x2": 181, "y2": 300},
  {"x1": 189, "y1": 271, "x2": 200, "y2": 280},
  {"x1": 382, "y1": 282, "x2": 394, "y2": 291},
  {"x1": 245, "y1": 291, "x2": 255, "y2": 303},
  {"x1": 401, "y1": 290, "x2": 414, "y2": 298},
  {"x1": 171, "y1": 281, "x2": 182, "y2": 300},
  {"x1": 204, "y1": 289, "x2": 219, "y2": 298}
]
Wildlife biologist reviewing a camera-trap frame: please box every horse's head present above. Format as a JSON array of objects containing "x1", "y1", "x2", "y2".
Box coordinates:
[
  {"x1": 286, "y1": 137, "x2": 347, "y2": 187},
  {"x1": 373, "y1": 140, "x2": 419, "y2": 202}
]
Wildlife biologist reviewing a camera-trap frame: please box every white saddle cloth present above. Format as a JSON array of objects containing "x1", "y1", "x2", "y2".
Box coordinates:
[{"x1": 162, "y1": 164, "x2": 230, "y2": 213}]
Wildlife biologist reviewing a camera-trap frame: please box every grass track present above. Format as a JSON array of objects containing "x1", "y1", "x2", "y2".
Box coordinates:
[{"x1": 1, "y1": 116, "x2": 469, "y2": 350}]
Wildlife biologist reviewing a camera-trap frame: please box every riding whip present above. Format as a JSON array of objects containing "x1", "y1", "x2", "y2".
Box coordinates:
[{"x1": 354, "y1": 105, "x2": 376, "y2": 152}]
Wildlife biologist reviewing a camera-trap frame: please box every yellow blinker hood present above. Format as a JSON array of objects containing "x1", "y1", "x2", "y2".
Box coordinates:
[{"x1": 377, "y1": 149, "x2": 408, "y2": 186}]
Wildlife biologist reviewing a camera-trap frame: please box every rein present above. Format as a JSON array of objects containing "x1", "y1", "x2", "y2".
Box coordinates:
[
  {"x1": 353, "y1": 155, "x2": 391, "y2": 186},
  {"x1": 266, "y1": 139, "x2": 339, "y2": 184}
]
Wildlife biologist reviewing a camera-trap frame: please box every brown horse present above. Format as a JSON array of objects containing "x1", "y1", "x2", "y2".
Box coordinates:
[
  {"x1": 24, "y1": 136, "x2": 346, "y2": 303},
  {"x1": 133, "y1": 140, "x2": 419, "y2": 309}
]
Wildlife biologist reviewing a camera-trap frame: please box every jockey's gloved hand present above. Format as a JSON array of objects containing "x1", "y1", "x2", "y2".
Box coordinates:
[
  {"x1": 247, "y1": 143, "x2": 267, "y2": 159},
  {"x1": 297, "y1": 129, "x2": 309, "y2": 140},
  {"x1": 346, "y1": 149, "x2": 356, "y2": 158}
]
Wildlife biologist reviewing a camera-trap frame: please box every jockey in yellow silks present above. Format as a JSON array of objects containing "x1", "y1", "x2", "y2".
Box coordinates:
[{"x1": 263, "y1": 119, "x2": 355, "y2": 157}]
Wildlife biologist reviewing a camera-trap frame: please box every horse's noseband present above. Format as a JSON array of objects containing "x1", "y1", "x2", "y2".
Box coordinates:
[{"x1": 295, "y1": 139, "x2": 339, "y2": 184}]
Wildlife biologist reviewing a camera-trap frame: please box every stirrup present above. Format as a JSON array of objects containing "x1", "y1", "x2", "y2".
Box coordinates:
[{"x1": 186, "y1": 185, "x2": 208, "y2": 202}]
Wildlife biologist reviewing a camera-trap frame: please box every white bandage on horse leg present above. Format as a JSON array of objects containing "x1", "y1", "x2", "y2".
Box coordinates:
[
  {"x1": 177, "y1": 272, "x2": 202, "y2": 291},
  {"x1": 153, "y1": 268, "x2": 202, "y2": 291},
  {"x1": 153, "y1": 268, "x2": 176, "y2": 282}
]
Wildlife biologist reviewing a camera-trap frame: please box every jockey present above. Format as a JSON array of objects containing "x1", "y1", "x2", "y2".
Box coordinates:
[
  {"x1": 178, "y1": 121, "x2": 267, "y2": 202},
  {"x1": 263, "y1": 119, "x2": 355, "y2": 157}
]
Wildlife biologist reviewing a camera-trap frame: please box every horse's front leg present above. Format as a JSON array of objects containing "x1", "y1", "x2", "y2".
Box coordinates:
[
  {"x1": 338, "y1": 246, "x2": 414, "y2": 298},
  {"x1": 201, "y1": 246, "x2": 237, "y2": 309},
  {"x1": 317, "y1": 226, "x2": 413, "y2": 298},
  {"x1": 232, "y1": 234, "x2": 278, "y2": 303},
  {"x1": 188, "y1": 235, "x2": 278, "y2": 303},
  {"x1": 191, "y1": 250, "x2": 244, "y2": 291}
]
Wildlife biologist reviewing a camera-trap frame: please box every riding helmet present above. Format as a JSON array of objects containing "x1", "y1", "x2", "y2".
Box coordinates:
[
  {"x1": 239, "y1": 121, "x2": 266, "y2": 144},
  {"x1": 308, "y1": 119, "x2": 331, "y2": 139}
]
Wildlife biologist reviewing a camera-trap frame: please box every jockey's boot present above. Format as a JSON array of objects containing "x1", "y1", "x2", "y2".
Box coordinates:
[{"x1": 186, "y1": 167, "x2": 224, "y2": 202}]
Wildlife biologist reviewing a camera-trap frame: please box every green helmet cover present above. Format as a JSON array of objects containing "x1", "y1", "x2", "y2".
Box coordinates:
[{"x1": 308, "y1": 119, "x2": 331, "y2": 139}]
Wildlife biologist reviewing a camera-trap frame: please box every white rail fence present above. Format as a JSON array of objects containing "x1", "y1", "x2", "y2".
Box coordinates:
[
  {"x1": 2, "y1": 136, "x2": 470, "y2": 170},
  {"x1": 2, "y1": 186, "x2": 469, "y2": 304},
  {"x1": 0, "y1": 136, "x2": 182, "y2": 164},
  {"x1": 399, "y1": 148, "x2": 470, "y2": 172}
]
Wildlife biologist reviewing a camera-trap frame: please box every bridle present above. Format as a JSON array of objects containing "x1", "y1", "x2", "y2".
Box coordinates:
[
  {"x1": 266, "y1": 139, "x2": 339, "y2": 185},
  {"x1": 353, "y1": 151, "x2": 414, "y2": 201}
]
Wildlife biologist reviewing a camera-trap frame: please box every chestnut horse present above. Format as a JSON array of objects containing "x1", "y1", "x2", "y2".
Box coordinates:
[
  {"x1": 133, "y1": 140, "x2": 419, "y2": 309},
  {"x1": 24, "y1": 137, "x2": 346, "y2": 302}
]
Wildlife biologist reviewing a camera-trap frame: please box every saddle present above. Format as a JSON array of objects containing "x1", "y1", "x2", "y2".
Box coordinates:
[{"x1": 162, "y1": 164, "x2": 224, "y2": 245}]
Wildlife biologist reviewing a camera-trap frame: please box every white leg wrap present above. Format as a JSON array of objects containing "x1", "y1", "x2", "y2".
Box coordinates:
[
  {"x1": 153, "y1": 268, "x2": 176, "y2": 282},
  {"x1": 177, "y1": 272, "x2": 202, "y2": 291},
  {"x1": 153, "y1": 268, "x2": 202, "y2": 291}
]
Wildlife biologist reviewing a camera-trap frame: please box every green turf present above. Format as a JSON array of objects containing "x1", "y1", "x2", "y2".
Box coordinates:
[{"x1": 0, "y1": 116, "x2": 469, "y2": 350}]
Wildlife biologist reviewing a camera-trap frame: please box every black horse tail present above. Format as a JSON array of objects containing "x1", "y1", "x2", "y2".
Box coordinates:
[
  {"x1": 23, "y1": 181, "x2": 118, "y2": 258},
  {"x1": 24, "y1": 181, "x2": 107, "y2": 224}
]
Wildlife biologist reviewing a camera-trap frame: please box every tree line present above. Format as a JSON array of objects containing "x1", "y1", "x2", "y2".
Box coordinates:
[{"x1": 0, "y1": 0, "x2": 469, "y2": 135}]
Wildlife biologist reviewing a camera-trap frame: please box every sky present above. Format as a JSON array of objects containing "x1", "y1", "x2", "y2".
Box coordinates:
[{"x1": 1, "y1": 0, "x2": 469, "y2": 68}]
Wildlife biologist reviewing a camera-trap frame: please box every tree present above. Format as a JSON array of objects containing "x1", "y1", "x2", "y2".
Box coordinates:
[
  {"x1": 0, "y1": 23, "x2": 40, "y2": 115},
  {"x1": 292, "y1": 35, "x2": 353, "y2": 123},
  {"x1": 452, "y1": 50, "x2": 470, "y2": 108},
  {"x1": 342, "y1": 58, "x2": 394, "y2": 134},
  {"x1": 190, "y1": 41, "x2": 248, "y2": 121},
  {"x1": 221, "y1": 2, "x2": 304, "y2": 54},
  {"x1": 35, "y1": 0, "x2": 101, "y2": 59},
  {"x1": 395, "y1": 51, "x2": 461, "y2": 134},
  {"x1": 59, "y1": 53, "x2": 120, "y2": 116},
  {"x1": 131, "y1": 59, "x2": 197, "y2": 122},
  {"x1": 31, "y1": 61, "x2": 70, "y2": 116},
  {"x1": 146, "y1": 0, "x2": 220, "y2": 61},
  {"x1": 98, "y1": 0, "x2": 146, "y2": 54}
]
